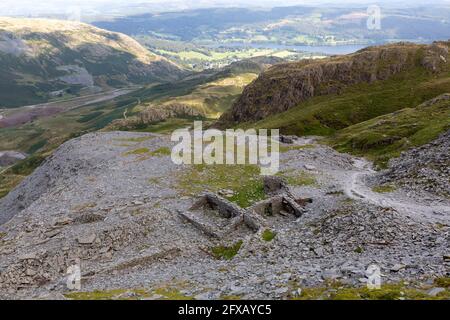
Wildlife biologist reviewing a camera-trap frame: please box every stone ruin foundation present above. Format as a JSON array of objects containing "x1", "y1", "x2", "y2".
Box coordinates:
[{"x1": 178, "y1": 176, "x2": 312, "y2": 240}]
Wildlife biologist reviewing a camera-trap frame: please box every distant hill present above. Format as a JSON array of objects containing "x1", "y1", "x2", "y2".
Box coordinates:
[
  {"x1": 220, "y1": 42, "x2": 450, "y2": 124},
  {"x1": 107, "y1": 56, "x2": 284, "y2": 131},
  {"x1": 0, "y1": 18, "x2": 186, "y2": 108},
  {"x1": 218, "y1": 41, "x2": 450, "y2": 166},
  {"x1": 93, "y1": 5, "x2": 450, "y2": 45}
]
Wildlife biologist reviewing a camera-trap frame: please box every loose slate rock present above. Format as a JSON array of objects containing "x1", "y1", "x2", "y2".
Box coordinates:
[{"x1": 77, "y1": 233, "x2": 96, "y2": 245}]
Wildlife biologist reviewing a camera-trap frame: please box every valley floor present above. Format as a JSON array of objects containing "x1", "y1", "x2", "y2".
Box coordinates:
[
  {"x1": 0, "y1": 87, "x2": 139, "y2": 129},
  {"x1": 0, "y1": 132, "x2": 448, "y2": 299}
]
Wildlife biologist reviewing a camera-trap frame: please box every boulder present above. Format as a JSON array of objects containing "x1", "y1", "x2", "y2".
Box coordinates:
[
  {"x1": 77, "y1": 233, "x2": 96, "y2": 245},
  {"x1": 263, "y1": 176, "x2": 290, "y2": 196}
]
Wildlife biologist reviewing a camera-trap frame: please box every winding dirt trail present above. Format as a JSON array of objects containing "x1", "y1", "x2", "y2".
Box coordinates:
[
  {"x1": 343, "y1": 158, "x2": 450, "y2": 224},
  {"x1": 290, "y1": 137, "x2": 450, "y2": 224}
]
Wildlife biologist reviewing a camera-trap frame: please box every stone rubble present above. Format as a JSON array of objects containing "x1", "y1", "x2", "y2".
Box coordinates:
[
  {"x1": 374, "y1": 129, "x2": 450, "y2": 200},
  {"x1": 0, "y1": 132, "x2": 448, "y2": 299}
]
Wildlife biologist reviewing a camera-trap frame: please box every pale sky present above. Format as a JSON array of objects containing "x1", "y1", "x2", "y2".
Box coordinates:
[{"x1": 1, "y1": 0, "x2": 448, "y2": 17}]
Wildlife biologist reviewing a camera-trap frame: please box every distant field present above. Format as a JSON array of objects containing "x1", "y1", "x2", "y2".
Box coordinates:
[
  {"x1": 0, "y1": 87, "x2": 149, "y2": 153},
  {"x1": 0, "y1": 88, "x2": 137, "y2": 129},
  {"x1": 154, "y1": 73, "x2": 258, "y2": 118},
  {"x1": 0, "y1": 62, "x2": 262, "y2": 157},
  {"x1": 94, "y1": 6, "x2": 450, "y2": 51},
  {"x1": 147, "y1": 43, "x2": 311, "y2": 70},
  {"x1": 155, "y1": 48, "x2": 291, "y2": 61},
  {"x1": 0, "y1": 87, "x2": 152, "y2": 198}
]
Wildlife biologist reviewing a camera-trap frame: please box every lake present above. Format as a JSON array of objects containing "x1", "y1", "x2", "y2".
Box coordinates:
[{"x1": 212, "y1": 42, "x2": 369, "y2": 55}]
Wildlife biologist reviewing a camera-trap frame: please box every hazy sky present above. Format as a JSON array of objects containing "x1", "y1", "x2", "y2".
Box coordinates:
[{"x1": 1, "y1": 0, "x2": 449, "y2": 17}]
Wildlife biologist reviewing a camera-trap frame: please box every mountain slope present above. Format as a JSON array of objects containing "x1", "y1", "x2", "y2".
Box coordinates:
[
  {"x1": 219, "y1": 42, "x2": 450, "y2": 126},
  {"x1": 106, "y1": 56, "x2": 283, "y2": 131},
  {"x1": 331, "y1": 94, "x2": 450, "y2": 166},
  {"x1": 0, "y1": 18, "x2": 186, "y2": 108},
  {"x1": 0, "y1": 131, "x2": 448, "y2": 299},
  {"x1": 374, "y1": 129, "x2": 450, "y2": 198},
  {"x1": 93, "y1": 6, "x2": 450, "y2": 46},
  {"x1": 145, "y1": 56, "x2": 283, "y2": 118}
]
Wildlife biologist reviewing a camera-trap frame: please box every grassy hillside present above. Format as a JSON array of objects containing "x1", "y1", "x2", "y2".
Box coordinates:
[
  {"x1": 106, "y1": 57, "x2": 283, "y2": 132},
  {"x1": 154, "y1": 73, "x2": 258, "y2": 118},
  {"x1": 0, "y1": 18, "x2": 185, "y2": 108},
  {"x1": 0, "y1": 56, "x2": 283, "y2": 199},
  {"x1": 249, "y1": 67, "x2": 450, "y2": 136},
  {"x1": 109, "y1": 72, "x2": 258, "y2": 133},
  {"x1": 230, "y1": 42, "x2": 450, "y2": 167},
  {"x1": 244, "y1": 67, "x2": 450, "y2": 167},
  {"x1": 220, "y1": 42, "x2": 450, "y2": 125},
  {"x1": 330, "y1": 95, "x2": 450, "y2": 167}
]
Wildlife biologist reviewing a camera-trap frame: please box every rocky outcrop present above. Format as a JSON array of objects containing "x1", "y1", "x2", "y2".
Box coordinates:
[
  {"x1": 376, "y1": 129, "x2": 450, "y2": 198},
  {"x1": 0, "y1": 151, "x2": 26, "y2": 167},
  {"x1": 108, "y1": 103, "x2": 203, "y2": 130},
  {"x1": 218, "y1": 42, "x2": 450, "y2": 125},
  {"x1": 418, "y1": 93, "x2": 450, "y2": 108},
  {"x1": 0, "y1": 135, "x2": 106, "y2": 225},
  {"x1": 140, "y1": 103, "x2": 203, "y2": 123},
  {"x1": 421, "y1": 42, "x2": 449, "y2": 72}
]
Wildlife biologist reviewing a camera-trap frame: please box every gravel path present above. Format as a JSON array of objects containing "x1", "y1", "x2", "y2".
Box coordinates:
[{"x1": 344, "y1": 160, "x2": 450, "y2": 224}]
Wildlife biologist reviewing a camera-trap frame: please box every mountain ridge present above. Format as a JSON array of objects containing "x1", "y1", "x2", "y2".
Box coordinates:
[
  {"x1": 219, "y1": 41, "x2": 450, "y2": 126},
  {"x1": 0, "y1": 18, "x2": 186, "y2": 108}
]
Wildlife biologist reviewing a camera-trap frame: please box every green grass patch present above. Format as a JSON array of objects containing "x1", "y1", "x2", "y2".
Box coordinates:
[
  {"x1": 262, "y1": 229, "x2": 276, "y2": 242},
  {"x1": 77, "y1": 111, "x2": 104, "y2": 123},
  {"x1": 64, "y1": 286, "x2": 194, "y2": 300},
  {"x1": 434, "y1": 277, "x2": 450, "y2": 288},
  {"x1": 177, "y1": 164, "x2": 265, "y2": 208},
  {"x1": 294, "y1": 282, "x2": 450, "y2": 300},
  {"x1": 0, "y1": 153, "x2": 46, "y2": 198},
  {"x1": 331, "y1": 97, "x2": 450, "y2": 167},
  {"x1": 220, "y1": 295, "x2": 242, "y2": 300},
  {"x1": 10, "y1": 154, "x2": 46, "y2": 175},
  {"x1": 115, "y1": 136, "x2": 155, "y2": 143},
  {"x1": 372, "y1": 184, "x2": 397, "y2": 193},
  {"x1": 277, "y1": 169, "x2": 317, "y2": 187},
  {"x1": 124, "y1": 148, "x2": 150, "y2": 156},
  {"x1": 26, "y1": 139, "x2": 48, "y2": 154},
  {"x1": 354, "y1": 246, "x2": 364, "y2": 254},
  {"x1": 65, "y1": 289, "x2": 133, "y2": 300},
  {"x1": 0, "y1": 173, "x2": 23, "y2": 199},
  {"x1": 211, "y1": 240, "x2": 243, "y2": 260},
  {"x1": 148, "y1": 177, "x2": 162, "y2": 185},
  {"x1": 153, "y1": 288, "x2": 194, "y2": 300},
  {"x1": 149, "y1": 147, "x2": 171, "y2": 157},
  {"x1": 279, "y1": 144, "x2": 315, "y2": 153},
  {"x1": 124, "y1": 147, "x2": 171, "y2": 158}
]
